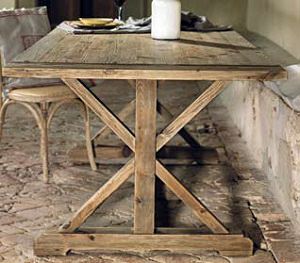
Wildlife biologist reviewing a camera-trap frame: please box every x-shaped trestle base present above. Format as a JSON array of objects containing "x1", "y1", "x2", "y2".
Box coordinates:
[
  {"x1": 68, "y1": 82, "x2": 213, "y2": 166},
  {"x1": 34, "y1": 79, "x2": 253, "y2": 257}
]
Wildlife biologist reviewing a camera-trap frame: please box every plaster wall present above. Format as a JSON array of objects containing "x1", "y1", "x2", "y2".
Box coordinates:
[
  {"x1": 218, "y1": 82, "x2": 300, "y2": 228},
  {"x1": 0, "y1": 0, "x2": 35, "y2": 9},
  {"x1": 247, "y1": 0, "x2": 300, "y2": 60},
  {"x1": 180, "y1": 0, "x2": 247, "y2": 30},
  {"x1": 144, "y1": 0, "x2": 247, "y2": 29},
  {"x1": 17, "y1": 0, "x2": 36, "y2": 8},
  {"x1": 0, "y1": 0, "x2": 15, "y2": 9}
]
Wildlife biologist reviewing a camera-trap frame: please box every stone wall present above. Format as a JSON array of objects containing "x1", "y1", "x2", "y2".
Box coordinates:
[{"x1": 218, "y1": 81, "x2": 300, "y2": 228}]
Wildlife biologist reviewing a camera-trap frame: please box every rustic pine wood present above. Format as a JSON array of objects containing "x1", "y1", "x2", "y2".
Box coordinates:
[
  {"x1": 156, "y1": 161, "x2": 228, "y2": 233},
  {"x1": 92, "y1": 99, "x2": 136, "y2": 142},
  {"x1": 40, "y1": 102, "x2": 49, "y2": 182},
  {"x1": 157, "y1": 101, "x2": 201, "y2": 149},
  {"x1": 134, "y1": 80, "x2": 157, "y2": 234},
  {"x1": 81, "y1": 104, "x2": 97, "y2": 171},
  {"x1": 78, "y1": 226, "x2": 207, "y2": 234},
  {"x1": 34, "y1": 232, "x2": 253, "y2": 257},
  {"x1": 69, "y1": 145, "x2": 132, "y2": 163},
  {"x1": 3, "y1": 65, "x2": 286, "y2": 81},
  {"x1": 60, "y1": 80, "x2": 228, "y2": 235},
  {"x1": 5, "y1": 29, "x2": 287, "y2": 257},
  {"x1": 157, "y1": 81, "x2": 226, "y2": 151},
  {"x1": 4, "y1": 29, "x2": 286, "y2": 81},
  {"x1": 10, "y1": 29, "x2": 281, "y2": 66},
  {"x1": 0, "y1": 53, "x2": 3, "y2": 110},
  {"x1": 60, "y1": 159, "x2": 135, "y2": 233},
  {"x1": 62, "y1": 79, "x2": 135, "y2": 151},
  {"x1": 90, "y1": 99, "x2": 201, "y2": 158},
  {"x1": 68, "y1": 145, "x2": 219, "y2": 165}
]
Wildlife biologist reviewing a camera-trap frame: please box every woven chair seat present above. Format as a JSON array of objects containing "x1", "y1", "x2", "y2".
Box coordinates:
[{"x1": 8, "y1": 85, "x2": 77, "y2": 103}]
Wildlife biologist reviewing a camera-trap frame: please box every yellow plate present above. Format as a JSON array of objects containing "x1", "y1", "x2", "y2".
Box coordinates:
[
  {"x1": 79, "y1": 18, "x2": 114, "y2": 26},
  {"x1": 103, "y1": 21, "x2": 122, "y2": 27}
]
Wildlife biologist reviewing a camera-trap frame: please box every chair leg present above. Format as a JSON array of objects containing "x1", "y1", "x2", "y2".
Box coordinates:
[
  {"x1": 1, "y1": 100, "x2": 50, "y2": 182},
  {"x1": 40, "y1": 102, "x2": 49, "y2": 183},
  {"x1": 0, "y1": 99, "x2": 14, "y2": 142},
  {"x1": 82, "y1": 103, "x2": 97, "y2": 171},
  {"x1": 47, "y1": 99, "x2": 97, "y2": 172}
]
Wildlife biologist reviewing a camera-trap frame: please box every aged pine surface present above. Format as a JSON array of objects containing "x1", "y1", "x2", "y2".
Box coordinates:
[
  {"x1": 134, "y1": 80, "x2": 157, "y2": 234},
  {"x1": 2, "y1": 28, "x2": 288, "y2": 257},
  {"x1": 156, "y1": 81, "x2": 227, "y2": 151},
  {"x1": 10, "y1": 30, "x2": 279, "y2": 66},
  {"x1": 34, "y1": 232, "x2": 253, "y2": 257},
  {"x1": 4, "y1": 29, "x2": 287, "y2": 81}
]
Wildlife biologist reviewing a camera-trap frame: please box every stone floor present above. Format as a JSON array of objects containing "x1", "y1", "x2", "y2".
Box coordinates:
[{"x1": 0, "y1": 80, "x2": 297, "y2": 262}]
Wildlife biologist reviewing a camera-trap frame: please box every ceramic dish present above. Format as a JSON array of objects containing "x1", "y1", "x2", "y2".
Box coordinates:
[
  {"x1": 79, "y1": 18, "x2": 114, "y2": 26},
  {"x1": 72, "y1": 20, "x2": 121, "y2": 29}
]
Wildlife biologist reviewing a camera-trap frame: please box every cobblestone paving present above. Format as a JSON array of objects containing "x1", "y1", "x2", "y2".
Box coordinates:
[{"x1": 0, "y1": 80, "x2": 294, "y2": 262}]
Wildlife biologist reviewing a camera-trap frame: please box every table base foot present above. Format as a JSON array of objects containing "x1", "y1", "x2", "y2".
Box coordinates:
[{"x1": 34, "y1": 229, "x2": 253, "y2": 257}]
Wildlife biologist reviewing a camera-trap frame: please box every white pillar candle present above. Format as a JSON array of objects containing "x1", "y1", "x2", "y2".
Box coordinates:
[{"x1": 151, "y1": 0, "x2": 181, "y2": 40}]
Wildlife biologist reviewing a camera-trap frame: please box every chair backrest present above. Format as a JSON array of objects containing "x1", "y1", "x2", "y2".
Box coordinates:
[
  {"x1": 0, "y1": 6, "x2": 50, "y2": 65},
  {"x1": 0, "y1": 6, "x2": 60, "y2": 90}
]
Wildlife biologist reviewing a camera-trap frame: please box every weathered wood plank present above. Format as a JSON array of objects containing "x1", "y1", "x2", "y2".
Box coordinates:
[
  {"x1": 156, "y1": 81, "x2": 227, "y2": 151},
  {"x1": 92, "y1": 99, "x2": 136, "y2": 142},
  {"x1": 69, "y1": 145, "x2": 132, "y2": 162},
  {"x1": 13, "y1": 29, "x2": 273, "y2": 67},
  {"x1": 157, "y1": 101, "x2": 201, "y2": 148},
  {"x1": 3, "y1": 65, "x2": 287, "y2": 81},
  {"x1": 78, "y1": 227, "x2": 207, "y2": 234},
  {"x1": 62, "y1": 79, "x2": 135, "y2": 151},
  {"x1": 68, "y1": 145, "x2": 219, "y2": 165},
  {"x1": 134, "y1": 80, "x2": 157, "y2": 234},
  {"x1": 13, "y1": 29, "x2": 67, "y2": 63},
  {"x1": 0, "y1": 52, "x2": 3, "y2": 109},
  {"x1": 91, "y1": 97, "x2": 201, "y2": 149},
  {"x1": 156, "y1": 161, "x2": 228, "y2": 234},
  {"x1": 59, "y1": 159, "x2": 134, "y2": 233},
  {"x1": 34, "y1": 232, "x2": 253, "y2": 257},
  {"x1": 4, "y1": 28, "x2": 287, "y2": 81}
]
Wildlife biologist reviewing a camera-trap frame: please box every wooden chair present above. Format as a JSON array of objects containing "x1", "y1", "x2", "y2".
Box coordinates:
[{"x1": 0, "y1": 53, "x2": 97, "y2": 183}]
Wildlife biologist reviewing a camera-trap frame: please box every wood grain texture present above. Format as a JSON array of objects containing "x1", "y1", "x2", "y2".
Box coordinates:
[
  {"x1": 156, "y1": 81, "x2": 226, "y2": 151},
  {"x1": 3, "y1": 29, "x2": 287, "y2": 81},
  {"x1": 134, "y1": 80, "x2": 157, "y2": 234},
  {"x1": 60, "y1": 159, "x2": 135, "y2": 233},
  {"x1": 81, "y1": 104, "x2": 97, "y2": 171},
  {"x1": 155, "y1": 161, "x2": 228, "y2": 234},
  {"x1": 3, "y1": 65, "x2": 287, "y2": 81},
  {"x1": 157, "y1": 101, "x2": 201, "y2": 148},
  {"x1": 62, "y1": 79, "x2": 135, "y2": 151},
  {"x1": 78, "y1": 227, "x2": 207, "y2": 234},
  {"x1": 13, "y1": 30, "x2": 275, "y2": 66},
  {"x1": 68, "y1": 145, "x2": 219, "y2": 165},
  {"x1": 34, "y1": 232, "x2": 253, "y2": 257},
  {"x1": 92, "y1": 99, "x2": 136, "y2": 142},
  {"x1": 40, "y1": 102, "x2": 49, "y2": 183},
  {"x1": 0, "y1": 52, "x2": 3, "y2": 109}
]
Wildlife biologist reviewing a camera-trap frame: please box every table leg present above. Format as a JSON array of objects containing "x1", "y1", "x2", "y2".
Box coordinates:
[
  {"x1": 134, "y1": 80, "x2": 157, "y2": 234},
  {"x1": 34, "y1": 79, "x2": 253, "y2": 257}
]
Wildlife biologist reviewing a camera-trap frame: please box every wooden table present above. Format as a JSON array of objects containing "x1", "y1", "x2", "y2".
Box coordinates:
[{"x1": 3, "y1": 28, "x2": 286, "y2": 257}]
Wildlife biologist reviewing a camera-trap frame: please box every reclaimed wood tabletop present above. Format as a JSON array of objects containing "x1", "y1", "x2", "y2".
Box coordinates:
[{"x1": 4, "y1": 28, "x2": 286, "y2": 80}]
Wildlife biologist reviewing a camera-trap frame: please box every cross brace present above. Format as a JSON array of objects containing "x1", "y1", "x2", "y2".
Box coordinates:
[{"x1": 35, "y1": 79, "x2": 253, "y2": 257}]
